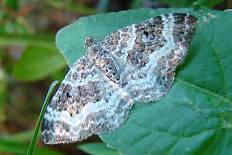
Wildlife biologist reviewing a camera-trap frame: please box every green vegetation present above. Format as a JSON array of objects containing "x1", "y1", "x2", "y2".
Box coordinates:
[
  {"x1": 78, "y1": 143, "x2": 119, "y2": 155},
  {"x1": 27, "y1": 81, "x2": 58, "y2": 155},
  {"x1": 1, "y1": 0, "x2": 231, "y2": 155}
]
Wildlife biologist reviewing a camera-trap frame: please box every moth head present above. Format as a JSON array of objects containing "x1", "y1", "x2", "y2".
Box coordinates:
[
  {"x1": 85, "y1": 39, "x2": 105, "y2": 61},
  {"x1": 85, "y1": 37, "x2": 96, "y2": 50}
]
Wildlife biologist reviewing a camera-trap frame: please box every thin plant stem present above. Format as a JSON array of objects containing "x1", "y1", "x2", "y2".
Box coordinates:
[{"x1": 27, "y1": 81, "x2": 59, "y2": 155}]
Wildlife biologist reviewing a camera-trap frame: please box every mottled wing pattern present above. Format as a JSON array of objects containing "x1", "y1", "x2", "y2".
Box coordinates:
[
  {"x1": 42, "y1": 49, "x2": 132, "y2": 144},
  {"x1": 41, "y1": 13, "x2": 197, "y2": 144},
  {"x1": 102, "y1": 13, "x2": 197, "y2": 102}
]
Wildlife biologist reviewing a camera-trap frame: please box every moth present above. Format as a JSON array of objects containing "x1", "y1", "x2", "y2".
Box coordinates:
[{"x1": 41, "y1": 13, "x2": 197, "y2": 144}]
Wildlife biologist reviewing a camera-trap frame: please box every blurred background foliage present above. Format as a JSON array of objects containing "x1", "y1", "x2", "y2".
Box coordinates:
[{"x1": 0, "y1": 0, "x2": 231, "y2": 155}]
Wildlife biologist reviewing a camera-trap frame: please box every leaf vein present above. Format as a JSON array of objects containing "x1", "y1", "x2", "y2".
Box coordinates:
[
  {"x1": 209, "y1": 44, "x2": 227, "y2": 97},
  {"x1": 176, "y1": 78, "x2": 232, "y2": 104},
  {"x1": 130, "y1": 120, "x2": 216, "y2": 138}
]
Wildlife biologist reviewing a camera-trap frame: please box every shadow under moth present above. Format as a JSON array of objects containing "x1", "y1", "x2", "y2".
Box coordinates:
[{"x1": 41, "y1": 13, "x2": 197, "y2": 144}]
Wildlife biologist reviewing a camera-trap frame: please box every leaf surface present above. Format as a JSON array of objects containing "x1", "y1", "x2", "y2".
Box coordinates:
[
  {"x1": 78, "y1": 143, "x2": 119, "y2": 155},
  {"x1": 13, "y1": 45, "x2": 66, "y2": 81}
]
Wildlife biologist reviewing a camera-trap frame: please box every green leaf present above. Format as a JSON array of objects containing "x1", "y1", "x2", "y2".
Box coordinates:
[
  {"x1": 78, "y1": 143, "x2": 119, "y2": 155},
  {"x1": 0, "y1": 34, "x2": 54, "y2": 46},
  {"x1": 13, "y1": 45, "x2": 66, "y2": 81},
  {"x1": 27, "y1": 81, "x2": 59, "y2": 155},
  {"x1": 0, "y1": 137, "x2": 64, "y2": 155},
  {"x1": 130, "y1": 0, "x2": 143, "y2": 9},
  {"x1": 158, "y1": 0, "x2": 196, "y2": 7},
  {"x1": 192, "y1": 0, "x2": 223, "y2": 8},
  {"x1": 158, "y1": 0, "x2": 223, "y2": 8},
  {"x1": 1, "y1": 130, "x2": 34, "y2": 142},
  {"x1": 45, "y1": 0, "x2": 98, "y2": 15},
  {"x1": 4, "y1": 0, "x2": 18, "y2": 9},
  {"x1": 0, "y1": 21, "x2": 28, "y2": 34},
  {"x1": 0, "y1": 66, "x2": 6, "y2": 122},
  {"x1": 56, "y1": 8, "x2": 232, "y2": 155}
]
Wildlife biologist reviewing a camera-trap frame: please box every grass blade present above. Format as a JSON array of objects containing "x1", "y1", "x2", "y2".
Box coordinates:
[
  {"x1": 27, "y1": 80, "x2": 59, "y2": 155},
  {"x1": 0, "y1": 34, "x2": 54, "y2": 47}
]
